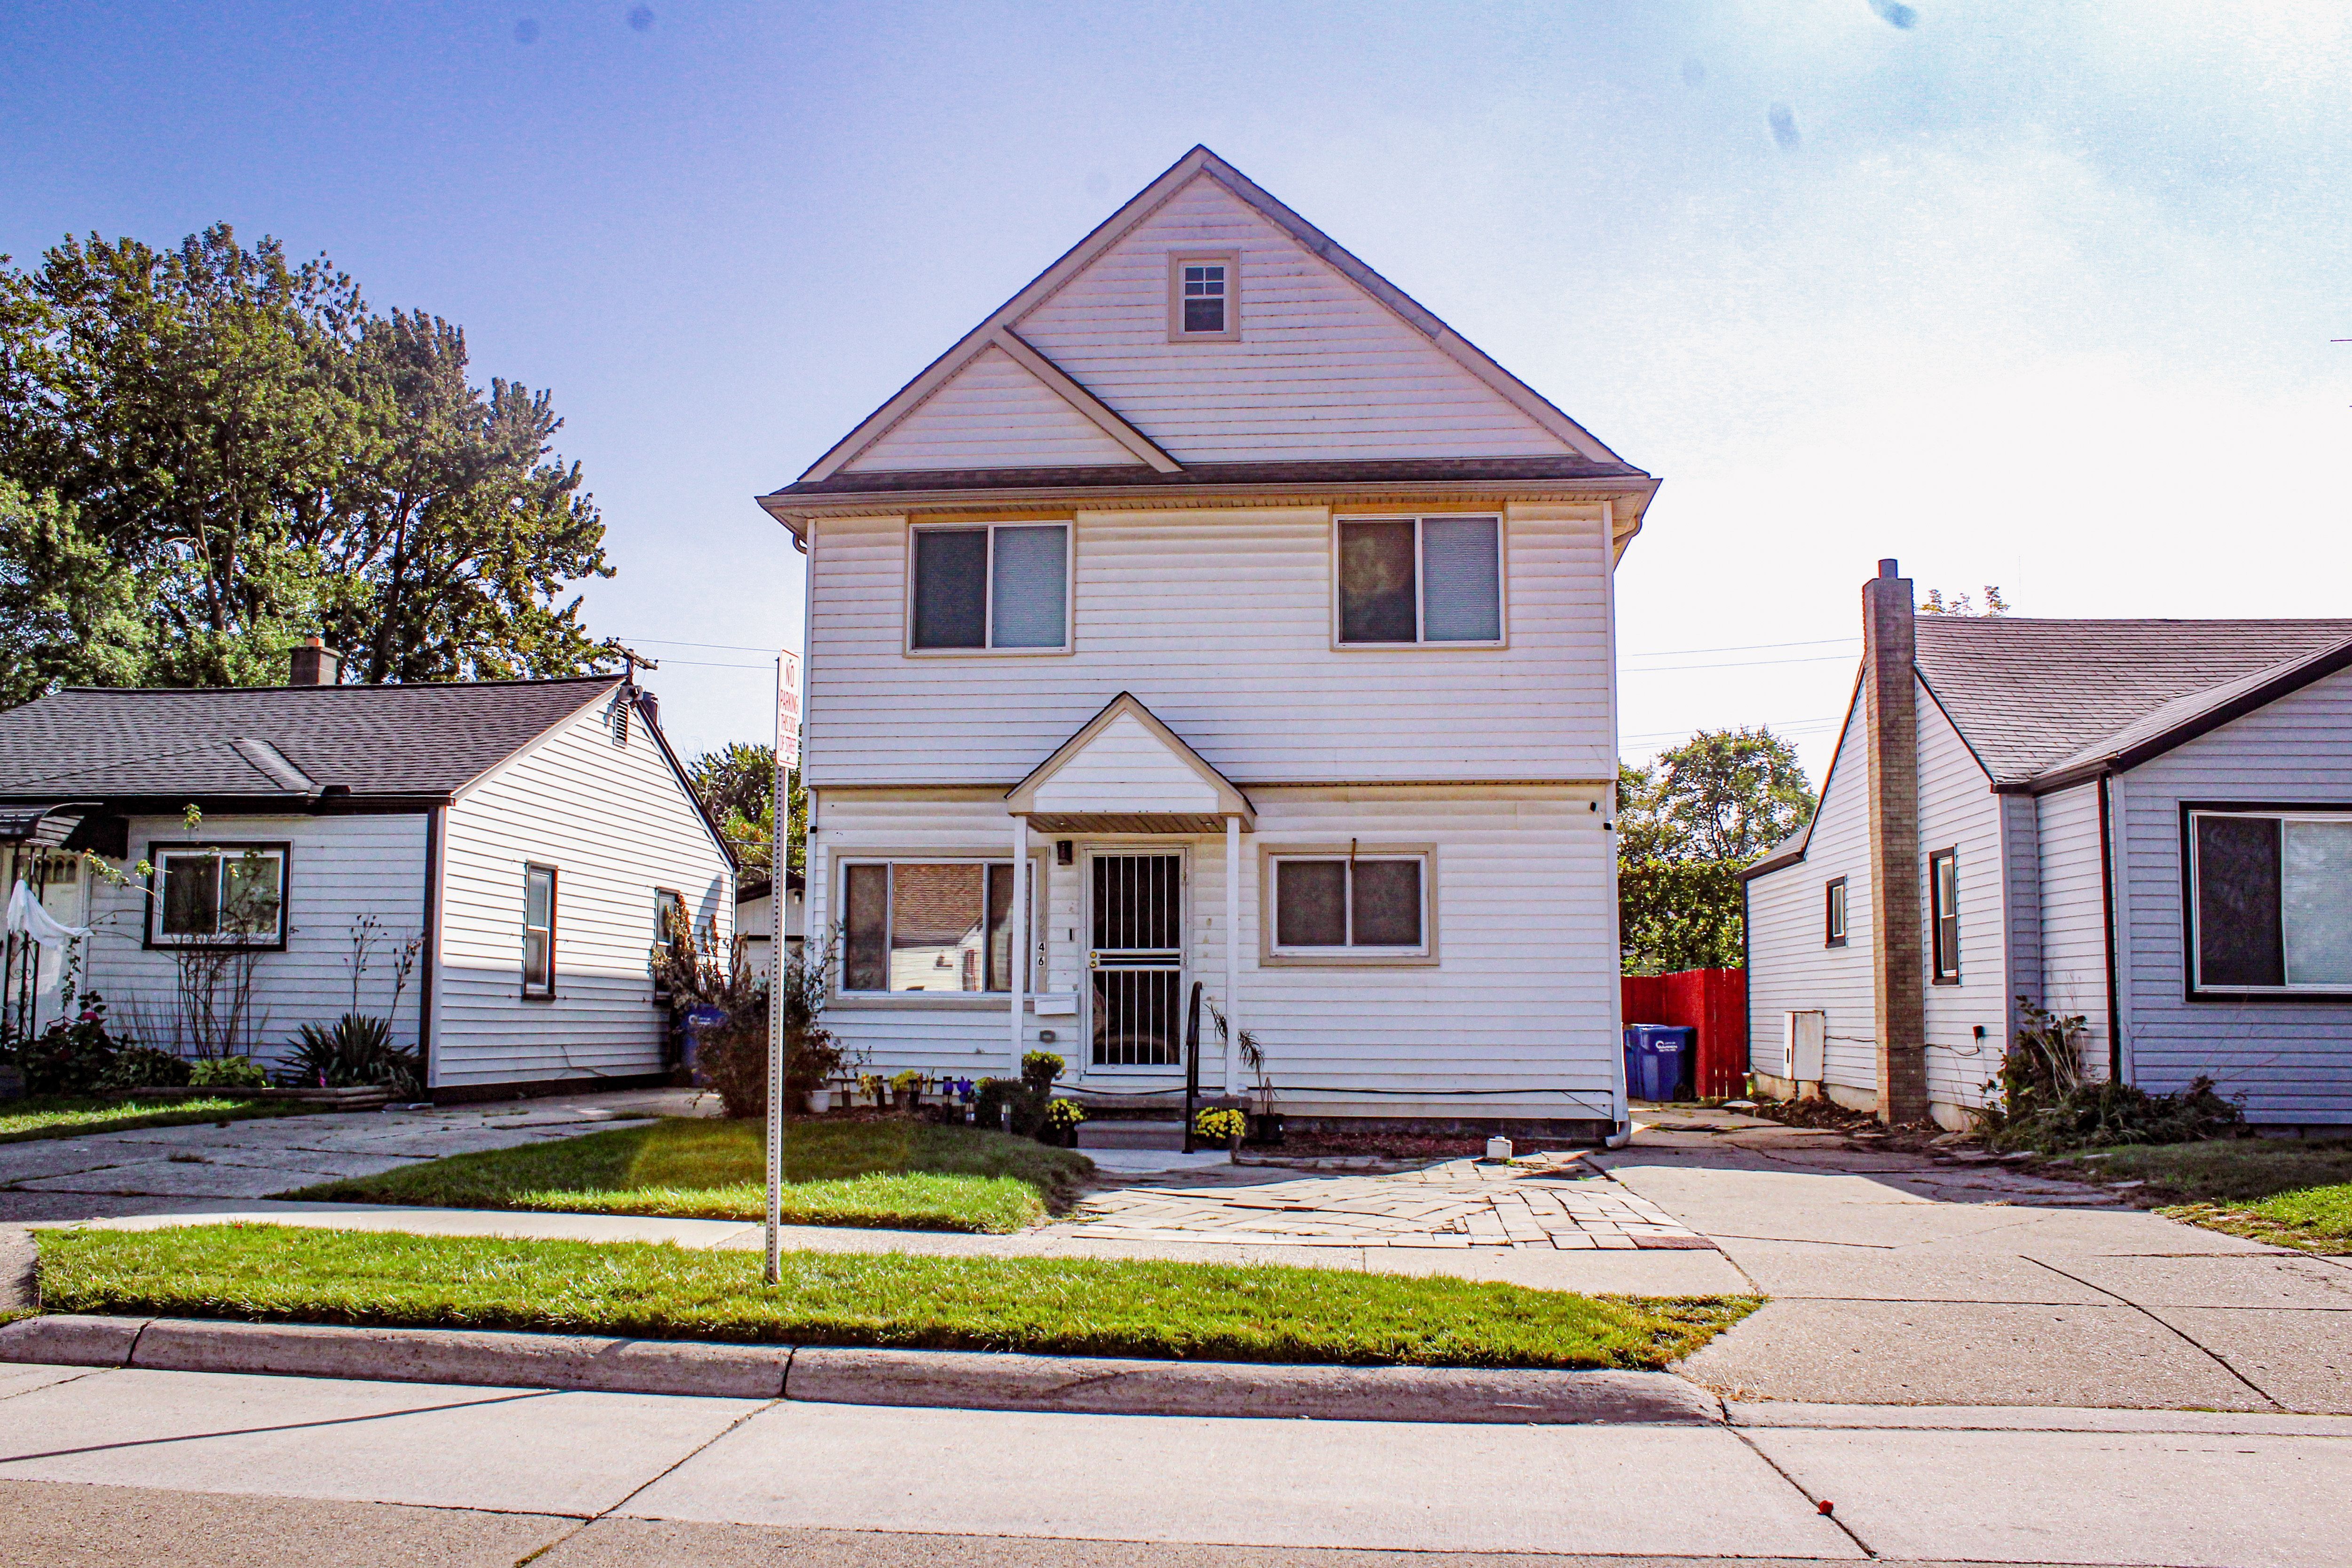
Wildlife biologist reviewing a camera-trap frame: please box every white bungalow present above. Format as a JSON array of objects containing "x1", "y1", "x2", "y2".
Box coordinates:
[{"x1": 757, "y1": 147, "x2": 1660, "y2": 1134}]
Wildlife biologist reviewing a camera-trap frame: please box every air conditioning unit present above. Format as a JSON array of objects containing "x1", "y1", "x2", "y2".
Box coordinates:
[{"x1": 1780, "y1": 1010, "x2": 1826, "y2": 1083}]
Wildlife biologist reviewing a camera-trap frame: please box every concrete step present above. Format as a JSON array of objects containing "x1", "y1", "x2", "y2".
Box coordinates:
[{"x1": 1077, "y1": 1120, "x2": 1187, "y2": 1150}]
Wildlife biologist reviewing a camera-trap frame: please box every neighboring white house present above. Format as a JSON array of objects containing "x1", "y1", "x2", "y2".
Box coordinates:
[
  {"x1": 736, "y1": 868, "x2": 805, "y2": 982},
  {"x1": 1743, "y1": 560, "x2": 2352, "y2": 1130},
  {"x1": 757, "y1": 146, "x2": 1660, "y2": 1133},
  {"x1": 0, "y1": 645, "x2": 735, "y2": 1100}
]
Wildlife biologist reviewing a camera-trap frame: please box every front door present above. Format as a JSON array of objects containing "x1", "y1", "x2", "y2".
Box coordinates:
[{"x1": 1086, "y1": 852, "x2": 1184, "y2": 1070}]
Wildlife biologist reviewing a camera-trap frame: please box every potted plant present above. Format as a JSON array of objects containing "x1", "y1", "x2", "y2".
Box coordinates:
[
  {"x1": 1195, "y1": 1106, "x2": 1247, "y2": 1161},
  {"x1": 891, "y1": 1069, "x2": 922, "y2": 1111},
  {"x1": 1043, "y1": 1096, "x2": 1086, "y2": 1148},
  {"x1": 805, "y1": 1083, "x2": 834, "y2": 1115}
]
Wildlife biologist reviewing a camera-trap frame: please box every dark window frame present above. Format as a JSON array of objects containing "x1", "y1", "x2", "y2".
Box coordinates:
[
  {"x1": 1824, "y1": 877, "x2": 1848, "y2": 948},
  {"x1": 522, "y1": 863, "x2": 559, "y2": 1001},
  {"x1": 1332, "y1": 515, "x2": 1506, "y2": 647},
  {"x1": 2181, "y1": 802, "x2": 2352, "y2": 1003},
  {"x1": 1927, "y1": 848, "x2": 1960, "y2": 984},
  {"x1": 905, "y1": 521, "x2": 1072, "y2": 654},
  {"x1": 142, "y1": 841, "x2": 292, "y2": 952}
]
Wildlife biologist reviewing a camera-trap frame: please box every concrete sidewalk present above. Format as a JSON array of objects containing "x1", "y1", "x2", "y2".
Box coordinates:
[{"x1": 0, "y1": 1359, "x2": 2343, "y2": 1565}]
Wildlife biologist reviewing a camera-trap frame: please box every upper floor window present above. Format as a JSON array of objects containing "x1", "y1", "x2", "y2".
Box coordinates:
[
  {"x1": 2189, "y1": 808, "x2": 2352, "y2": 996},
  {"x1": 1335, "y1": 516, "x2": 1503, "y2": 646},
  {"x1": 1825, "y1": 877, "x2": 1848, "y2": 948},
  {"x1": 149, "y1": 844, "x2": 287, "y2": 947},
  {"x1": 909, "y1": 523, "x2": 1070, "y2": 653},
  {"x1": 1928, "y1": 849, "x2": 1959, "y2": 984},
  {"x1": 1167, "y1": 252, "x2": 1239, "y2": 342}
]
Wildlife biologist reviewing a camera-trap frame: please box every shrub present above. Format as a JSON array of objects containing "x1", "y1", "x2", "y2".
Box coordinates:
[
  {"x1": 19, "y1": 996, "x2": 128, "y2": 1095},
  {"x1": 975, "y1": 1077, "x2": 1044, "y2": 1137},
  {"x1": 190, "y1": 1056, "x2": 270, "y2": 1090},
  {"x1": 99, "y1": 1046, "x2": 193, "y2": 1091},
  {"x1": 283, "y1": 1014, "x2": 421, "y2": 1097},
  {"x1": 1195, "y1": 1107, "x2": 1246, "y2": 1143},
  {"x1": 1982, "y1": 1001, "x2": 2245, "y2": 1150},
  {"x1": 657, "y1": 912, "x2": 849, "y2": 1119}
]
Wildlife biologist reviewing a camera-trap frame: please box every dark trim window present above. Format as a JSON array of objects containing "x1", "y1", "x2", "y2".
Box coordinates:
[
  {"x1": 841, "y1": 860, "x2": 1027, "y2": 994},
  {"x1": 147, "y1": 843, "x2": 288, "y2": 948},
  {"x1": 2188, "y1": 807, "x2": 2352, "y2": 995},
  {"x1": 1928, "y1": 849, "x2": 1959, "y2": 984},
  {"x1": 651, "y1": 887, "x2": 684, "y2": 1002},
  {"x1": 1336, "y1": 516, "x2": 1503, "y2": 645},
  {"x1": 909, "y1": 523, "x2": 1070, "y2": 652},
  {"x1": 1825, "y1": 877, "x2": 1848, "y2": 947},
  {"x1": 523, "y1": 864, "x2": 558, "y2": 1000},
  {"x1": 1271, "y1": 854, "x2": 1428, "y2": 956}
]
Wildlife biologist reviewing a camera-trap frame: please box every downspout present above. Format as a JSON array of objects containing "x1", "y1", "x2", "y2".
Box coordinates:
[
  {"x1": 2097, "y1": 771, "x2": 2123, "y2": 1084},
  {"x1": 418, "y1": 805, "x2": 445, "y2": 1094},
  {"x1": 1601, "y1": 500, "x2": 1632, "y2": 1149}
]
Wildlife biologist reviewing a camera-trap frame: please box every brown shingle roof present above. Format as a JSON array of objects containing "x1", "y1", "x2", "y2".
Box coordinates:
[
  {"x1": 1914, "y1": 617, "x2": 2352, "y2": 788},
  {"x1": 0, "y1": 678, "x2": 621, "y2": 804}
]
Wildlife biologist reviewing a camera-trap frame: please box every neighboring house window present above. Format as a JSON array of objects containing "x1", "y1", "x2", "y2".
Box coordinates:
[
  {"x1": 523, "y1": 864, "x2": 558, "y2": 999},
  {"x1": 1167, "y1": 252, "x2": 1239, "y2": 341},
  {"x1": 1269, "y1": 852, "x2": 1431, "y2": 959},
  {"x1": 1928, "y1": 849, "x2": 1959, "y2": 984},
  {"x1": 909, "y1": 523, "x2": 1070, "y2": 652},
  {"x1": 149, "y1": 844, "x2": 287, "y2": 947},
  {"x1": 2188, "y1": 808, "x2": 2352, "y2": 995},
  {"x1": 840, "y1": 860, "x2": 1026, "y2": 993},
  {"x1": 652, "y1": 888, "x2": 684, "y2": 1002},
  {"x1": 1825, "y1": 878, "x2": 1848, "y2": 948},
  {"x1": 1335, "y1": 517, "x2": 1503, "y2": 645}
]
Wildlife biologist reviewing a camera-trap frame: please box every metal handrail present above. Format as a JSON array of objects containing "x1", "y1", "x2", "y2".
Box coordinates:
[{"x1": 1180, "y1": 979, "x2": 1202, "y2": 1153}]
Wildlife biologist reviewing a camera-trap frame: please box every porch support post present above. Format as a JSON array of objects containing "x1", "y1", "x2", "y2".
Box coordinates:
[
  {"x1": 1224, "y1": 813, "x2": 1241, "y2": 1095},
  {"x1": 1011, "y1": 814, "x2": 1029, "y2": 1074}
]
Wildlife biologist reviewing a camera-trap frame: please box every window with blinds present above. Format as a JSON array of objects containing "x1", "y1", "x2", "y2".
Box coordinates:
[
  {"x1": 909, "y1": 523, "x2": 1070, "y2": 651},
  {"x1": 1335, "y1": 516, "x2": 1502, "y2": 645}
]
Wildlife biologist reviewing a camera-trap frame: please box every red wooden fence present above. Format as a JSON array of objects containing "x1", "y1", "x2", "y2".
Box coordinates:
[{"x1": 1621, "y1": 968, "x2": 1748, "y2": 1101}]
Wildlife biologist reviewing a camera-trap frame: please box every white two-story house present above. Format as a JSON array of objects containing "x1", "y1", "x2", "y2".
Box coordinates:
[{"x1": 759, "y1": 147, "x2": 1658, "y2": 1134}]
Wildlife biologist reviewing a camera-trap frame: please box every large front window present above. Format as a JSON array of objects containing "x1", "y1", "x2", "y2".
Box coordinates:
[
  {"x1": 2190, "y1": 808, "x2": 2352, "y2": 995},
  {"x1": 149, "y1": 845, "x2": 286, "y2": 946},
  {"x1": 909, "y1": 523, "x2": 1070, "y2": 652},
  {"x1": 1336, "y1": 516, "x2": 1503, "y2": 645},
  {"x1": 841, "y1": 860, "x2": 1026, "y2": 993},
  {"x1": 1268, "y1": 852, "x2": 1430, "y2": 959}
]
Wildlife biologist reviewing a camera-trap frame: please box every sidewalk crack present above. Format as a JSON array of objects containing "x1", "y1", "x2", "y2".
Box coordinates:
[
  {"x1": 2023, "y1": 1255, "x2": 2285, "y2": 1411},
  {"x1": 1727, "y1": 1425, "x2": 1878, "y2": 1558},
  {"x1": 591, "y1": 1396, "x2": 779, "y2": 1525}
]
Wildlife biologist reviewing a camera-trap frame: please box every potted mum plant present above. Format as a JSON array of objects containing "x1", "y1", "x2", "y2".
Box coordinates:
[
  {"x1": 1194, "y1": 1106, "x2": 1247, "y2": 1161},
  {"x1": 1043, "y1": 1096, "x2": 1086, "y2": 1148}
]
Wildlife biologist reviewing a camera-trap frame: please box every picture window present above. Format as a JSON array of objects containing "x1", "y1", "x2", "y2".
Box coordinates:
[
  {"x1": 841, "y1": 860, "x2": 1031, "y2": 994},
  {"x1": 2189, "y1": 808, "x2": 2352, "y2": 994}
]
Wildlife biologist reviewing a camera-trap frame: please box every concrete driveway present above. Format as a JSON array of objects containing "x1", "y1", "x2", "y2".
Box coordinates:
[{"x1": 1600, "y1": 1111, "x2": 2352, "y2": 1414}]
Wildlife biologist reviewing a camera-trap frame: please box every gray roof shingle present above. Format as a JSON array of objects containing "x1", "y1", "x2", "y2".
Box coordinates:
[
  {"x1": 0, "y1": 678, "x2": 621, "y2": 803},
  {"x1": 1916, "y1": 617, "x2": 2352, "y2": 787}
]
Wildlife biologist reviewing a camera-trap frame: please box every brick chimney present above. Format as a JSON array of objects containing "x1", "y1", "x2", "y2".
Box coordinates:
[
  {"x1": 288, "y1": 637, "x2": 340, "y2": 687},
  {"x1": 1863, "y1": 559, "x2": 1927, "y2": 1124}
]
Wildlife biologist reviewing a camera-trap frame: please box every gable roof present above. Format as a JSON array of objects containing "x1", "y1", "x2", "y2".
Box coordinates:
[
  {"x1": 1006, "y1": 692, "x2": 1254, "y2": 832},
  {"x1": 762, "y1": 146, "x2": 1653, "y2": 528},
  {"x1": 0, "y1": 678, "x2": 624, "y2": 807},
  {"x1": 1914, "y1": 617, "x2": 2352, "y2": 790}
]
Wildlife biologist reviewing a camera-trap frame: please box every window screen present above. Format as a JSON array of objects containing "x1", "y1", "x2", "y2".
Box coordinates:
[
  {"x1": 1274, "y1": 860, "x2": 1347, "y2": 947},
  {"x1": 1337, "y1": 520, "x2": 1417, "y2": 643},
  {"x1": 1420, "y1": 517, "x2": 1502, "y2": 641},
  {"x1": 1337, "y1": 517, "x2": 1502, "y2": 644},
  {"x1": 2196, "y1": 814, "x2": 2284, "y2": 988},
  {"x1": 1351, "y1": 859, "x2": 1424, "y2": 947},
  {"x1": 911, "y1": 528, "x2": 988, "y2": 649},
  {"x1": 1273, "y1": 856, "x2": 1426, "y2": 953},
  {"x1": 990, "y1": 525, "x2": 1067, "y2": 648},
  {"x1": 2284, "y1": 820, "x2": 2352, "y2": 987}
]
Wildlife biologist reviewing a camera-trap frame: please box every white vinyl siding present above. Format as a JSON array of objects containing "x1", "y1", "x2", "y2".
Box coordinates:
[
  {"x1": 2035, "y1": 782, "x2": 2111, "y2": 1079},
  {"x1": 436, "y1": 691, "x2": 733, "y2": 1090},
  {"x1": 1744, "y1": 703, "x2": 1877, "y2": 1095},
  {"x1": 807, "y1": 791, "x2": 1615, "y2": 1121},
  {"x1": 1915, "y1": 688, "x2": 2006, "y2": 1114},
  {"x1": 845, "y1": 344, "x2": 1144, "y2": 473},
  {"x1": 806, "y1": 503, "x2": 1613, "y2": 786},
  {"x1": 2110, "y1": 664, "x2": 2352, "y2": 1124},
  {"x1": 79, "y1": 813, "x2": 430, "y2": 1062},
  {"x1": 1008, "y1": 173, "x2": 1570, "y2": 463}
]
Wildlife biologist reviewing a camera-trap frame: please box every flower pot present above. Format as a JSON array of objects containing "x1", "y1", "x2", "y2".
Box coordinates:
[
  {"x1": 804, "y1": 1088, "x2": 833, "y2": 1114},
  {"x1": 1248, "y1": 1112, "x2": 1284, "y2": 1147},
  {"x1": 1227, "y1": 1132, "x2": 1243, "y2": 1162}
]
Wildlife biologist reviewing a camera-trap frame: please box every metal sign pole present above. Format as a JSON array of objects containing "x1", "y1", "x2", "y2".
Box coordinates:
[{"x1": 765, "y1": 651, "x2": 796, "y2": 1286}]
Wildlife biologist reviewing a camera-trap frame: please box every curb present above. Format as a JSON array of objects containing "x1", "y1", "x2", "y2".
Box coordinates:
[{"x1": 0, "y1": 1316, "x2": 1719, "y2": 1425}]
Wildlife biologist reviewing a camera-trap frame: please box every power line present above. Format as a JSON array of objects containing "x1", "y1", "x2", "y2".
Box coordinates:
[
  {"x1": 1622, "y1": 653, "x2": 1859, "y2": 674},
  {"x1": 1623, "y1": 635, "x2": 1856, "y2": 659},
  {"x1": 617, "y1": 636, "x2": 781, "y2": 654}
]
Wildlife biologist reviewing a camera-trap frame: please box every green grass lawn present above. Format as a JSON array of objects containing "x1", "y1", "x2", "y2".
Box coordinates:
[
  {"x1": 36, "y1": 1223, "x2": 1759, "y2": 1369},
  {"x1": 0, "y1": 1095, "x2": 314, "y2": 1145},
  {"x1": 285, "y1": 1116, "x2": 1094, "y2": 1234},
  {"x1": 2044, "y1": 1137, "x2": 2352, "y2": 1253}
]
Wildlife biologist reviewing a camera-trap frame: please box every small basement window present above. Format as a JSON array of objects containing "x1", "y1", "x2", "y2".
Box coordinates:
[
  {"x1": 1825, "y1": 877, "x2": 1848, "y2": 948},
  {"x1": 1269, "y1": 852, "x2": 1431, "y2": 960},
  {"x1": 2189, "y1": 808, "x2": 2352, "y2": 995},
  {"x1": 1336, "y1": 517, "x2": 1503, "y2": 645},
  {"x1": 909, "y1": 523, "x2": 1070, "y2": 653},
  {"x1": 840, "y1": 860, "x2": 1029, "y2": 994},
  {"x1": 1167, "y1": 252, "x2": 1239, "y2": 341},
  {"x1": 149, "y1": 844, "x2": 287, "y2": 947}
]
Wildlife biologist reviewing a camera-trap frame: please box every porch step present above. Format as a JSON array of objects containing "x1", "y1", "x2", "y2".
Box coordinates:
[{"x1": 1077, "y1": 1120, "x2": 1187, "y2": 1151}]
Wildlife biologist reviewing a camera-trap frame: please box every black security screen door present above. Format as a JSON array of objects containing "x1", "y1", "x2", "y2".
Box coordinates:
[{"x1": 1089, "y1": 854, "x2": 1183, "y2": 1068}]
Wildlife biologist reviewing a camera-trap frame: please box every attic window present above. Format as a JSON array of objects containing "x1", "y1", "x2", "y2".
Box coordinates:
[{"x1": 1168, "y1": 252, "x2": 1239, "y2": 342}]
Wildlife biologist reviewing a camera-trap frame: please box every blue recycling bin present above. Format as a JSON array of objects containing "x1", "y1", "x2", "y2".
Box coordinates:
[{"x1": 1622, "y1": 1024, "x2": 1695, "y2": 1103}]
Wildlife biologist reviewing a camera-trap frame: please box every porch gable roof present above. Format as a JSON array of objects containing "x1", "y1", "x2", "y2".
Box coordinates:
[{"x1": 1005, "y1": 693, "x2": 1254, "y2": 833}]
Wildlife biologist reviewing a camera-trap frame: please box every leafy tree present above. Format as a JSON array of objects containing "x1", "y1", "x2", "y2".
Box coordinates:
[
  {"x1": 0, "y1": 479, "x2": 149, "y2": 706},
  {"x1": 1618, "y1": 727, "x2": 1817, "y2": 974},
  {"x1": 688, "y1": 742, "x2": 806, "y2": 877},
  {"x1": 0, "y1": 225, "x2": 619, "y2": 693},
  {"x1": 1920, "y1": 584, "x2": 2009, "y2": 616}
]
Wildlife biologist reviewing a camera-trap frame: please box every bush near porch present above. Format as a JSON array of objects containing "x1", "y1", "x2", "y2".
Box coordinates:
[{"x1": 285, "y1": 1116, "x2": 1092, "y2": 1234}]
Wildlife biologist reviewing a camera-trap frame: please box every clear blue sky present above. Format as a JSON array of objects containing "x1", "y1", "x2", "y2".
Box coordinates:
[{"x1": 6, "y1": 1, "x2": 2346, "y2": 780}]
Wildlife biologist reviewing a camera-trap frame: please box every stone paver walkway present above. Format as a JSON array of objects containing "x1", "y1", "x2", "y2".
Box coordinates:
[{"x1": 1061, "y1": 1152, "x2": 1715, "y2": 1251}]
